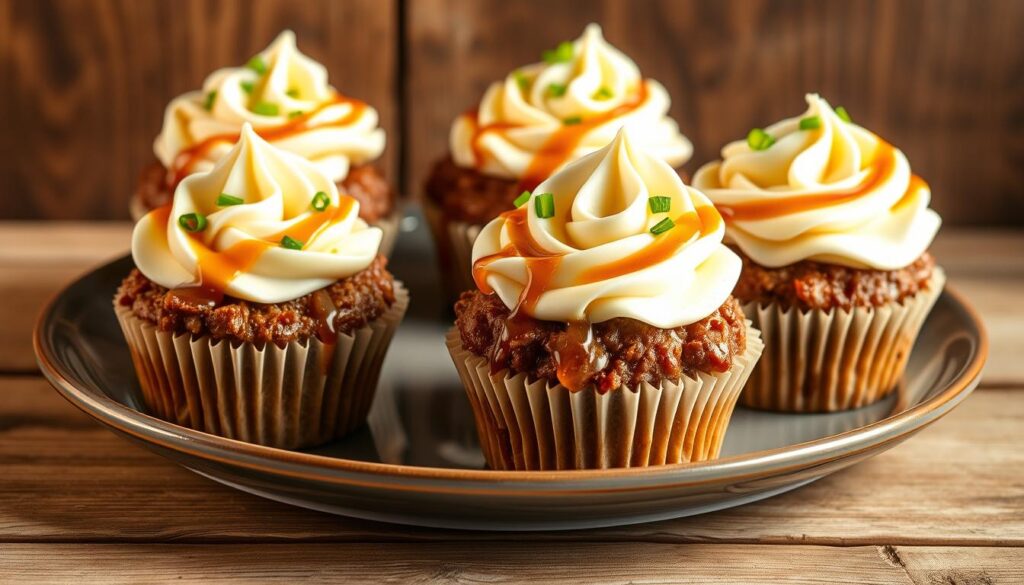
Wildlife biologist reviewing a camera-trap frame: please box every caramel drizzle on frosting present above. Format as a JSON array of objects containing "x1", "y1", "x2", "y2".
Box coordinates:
[
  {"x1": 472, "y1": 203, "x2": 721, "y2": 322},
  {"x1": 472, "y1": 202, "x2": 720, "y2": 391},
  {"x1": 152, "y1": 196, "x2": 356, "y2": 300},
  {"x1": 715, "y1": 143, "x2": 924, "y2": 222},
  {"x1": 468, "y1": 83, "x2": 650, "y2": 191},
  {"x1": 168, "y1": 94, "x2": 367, "y2": 188}
]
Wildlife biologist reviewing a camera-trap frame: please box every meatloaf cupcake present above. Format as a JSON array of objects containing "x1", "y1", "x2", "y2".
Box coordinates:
[
  {"x1": 132, "y1": 30, "x2": 400, "y2": 255},
  {"x1": 693, "y1": 94, "x2": 944, "y2": 412},
  {"x1": 447, "y1": 129, "x2": 762, "y2": 470},
  {"x1": 116, "y1": 124, "x2": 408, "y2": 449},
  {"x1": 425, "y1": 23, "x2": 693, "y2": 301}
]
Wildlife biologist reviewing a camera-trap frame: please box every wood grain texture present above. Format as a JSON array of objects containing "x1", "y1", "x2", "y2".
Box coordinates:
[
  {"x1": 0, "y1": 0, "x2": 396, "y2": 220},
  {"x1": 1, "y1": 375, "x2": 1020, "y2": 545},
  {"x1": 2, "y1": 543, "x2": 1023, "y2": 584},
  {"x1": 0, "y1": 543, "x2": 942, "y2": 585},
  {"x1": 405, "y1": 0, "x2": 1024, "y2": 226}
]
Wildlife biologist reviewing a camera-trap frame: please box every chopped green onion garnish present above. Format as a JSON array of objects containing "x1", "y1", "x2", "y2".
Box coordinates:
[
  {"x1": 203, "y1": 90, "x2": 217, "y2": 111},
  {"x1": 747, "y1": 128, "x2": 775, "y2": 151},
  {"x1": 178, "y1": 213, "x2": 207, "y2": 233},
  {"x1": 513, "y1": 190, "x2": 531, "y2": 207},
  {"x1": 542, "y1": 41, "x2": 574, "y2": 64},
  {"x1": 252, "y1": 102, "x2": 279, "y2": 116},
  {"x1": 650, "y1": 217, "x2": 675, "y2": 235},
  {"x1": 246, "y1": 56, "x2": 267, "y2": 75},
  {"x1": 563, "y1": 116, "x2": 582, "y2": 125},
  {"x1": 649, "y1": 196, "x2": 671, "y2": 213},
  {"x1": 547, "y1": 83, "x2": 567, "y2": 97},
  {"x1": 280, "y1": 235, "x2": 303, "y2": 250},
  {"x1": 513, "y1": 71, "x2": 530, "y2": 90},
  {"x1": 835, "y1": 106, "x2": 852, "y2": 123},
  {"x1": 534, "y1": 193, "x2": 555, "y2": 219},
  {"x1": 288, "y1": 110, "x2": 305, "y2": 119},
  {"x1": 799, "y1": 115, "x2": 821, "y2": 130},
  {"x1": 240, "y1": 80, "x2": 255, "y2": 94},
  {"x1": 311, "y1": 191, "x2": 330, "y2": 212},
  {"x1": 216, "y1": 193, "x2": 244, "y2": 207},
  {"x1": 593, "y1": 86, "x2": 613, "y2": 100},
  {"x1": 286, "y1": 87, "x2": 299, "y2": 98}
]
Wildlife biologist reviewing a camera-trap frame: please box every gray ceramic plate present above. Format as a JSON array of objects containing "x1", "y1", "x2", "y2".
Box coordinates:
[{"x1": 35, "y1": 251, "x2": 986, "y2": 531}]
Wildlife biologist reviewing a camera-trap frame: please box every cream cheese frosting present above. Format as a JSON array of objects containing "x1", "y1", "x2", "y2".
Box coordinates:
[
  {"x1": 133, "y1": 124, "x2": 382, "y2": 304},
  {"x1": 692, "y1": 93, "x2": 941, "y2": 270},
  {"x1": 471, "y1": 128, "x2": 738, "y2": 328},
  {"x1": 154, "y1": 30, "x2": 385, "y2": 185},
  {"x1": 450, "y1": 24, "x2": 692, "y2": 183}
]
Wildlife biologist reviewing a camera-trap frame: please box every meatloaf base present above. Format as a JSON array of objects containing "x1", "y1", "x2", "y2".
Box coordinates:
[
  {"x1": 454, "y1": 290, "x2": 747, "y2": 393},
  {"x1": 732, "y1": 249, "x2": 936, "y2": 312},
  {"x1": 116, "y1": 256, "x2": 396, "y2": 345}
]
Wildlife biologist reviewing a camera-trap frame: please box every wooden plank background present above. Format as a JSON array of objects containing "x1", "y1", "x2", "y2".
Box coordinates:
[{"x1": 1, "y1": 0, "x2": 1023, "y2": 224}]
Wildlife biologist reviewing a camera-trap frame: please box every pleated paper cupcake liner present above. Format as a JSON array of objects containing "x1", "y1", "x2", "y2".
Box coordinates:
[
  {"x1": 115, "y1": 283, "x2": 409, "y2": 450},
  {"x1": 422, "y1": 198, "x2": 483, "y2": 303},
  {"x1": 445, "y1": 324, "x2": 764, "y2": 471},
  {"x1": 740, "y1": 268, "x2": 945, "y2": 413},
  {"x1": 375, "y1": 210, "x2": 401, "y2": 258}
]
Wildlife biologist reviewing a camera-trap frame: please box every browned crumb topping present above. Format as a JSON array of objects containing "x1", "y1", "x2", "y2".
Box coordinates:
[
  {"x1": 454, "y1": 290, "x2": 747, "y2": 393},
  {"x1": 733, "y1": 249, "x2": 936, "y2": 311},
  {"x1": 116, "y1": 256, "x2": 396, "y2": 345}
]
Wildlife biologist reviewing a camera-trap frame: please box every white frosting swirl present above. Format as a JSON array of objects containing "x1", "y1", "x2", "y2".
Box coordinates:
[
  {"x1": 134, "y1": 124, "x2": 382, "y2": 304},
  {"x1": 472, "y1": 129, "x2": 738, "y2": 328},
  {"x1": 450, "y1": 24, "x2": 692, "y2": 180},
  {"x1": 154, "y1": 30, "x2": 385, "y2": 184},
  {"x1": 693, "y1": 93, "x2": 941, "y2": 269}
]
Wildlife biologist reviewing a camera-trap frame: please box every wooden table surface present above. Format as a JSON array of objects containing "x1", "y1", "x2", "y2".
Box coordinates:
[{"x1": 1, "y1": 221, "x2": 1021, "y2": 584}]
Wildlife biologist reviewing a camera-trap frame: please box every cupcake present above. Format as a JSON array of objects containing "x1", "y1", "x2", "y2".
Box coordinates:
[
  {"x1": 424, "y1": 23, "x2": 693, "y2": 301},
  {"x1": 132, "y1": 30, "x2": 400, "y2": 255},
  {"x1": 447, "y1": 129, "x2": 762, "y2": 471},
  {"x1": 116, "y1": 124, "x2": 409, "y2": 449},
  {"x1": 693, "y1": 94, "x2": 944, "y2": 412}
]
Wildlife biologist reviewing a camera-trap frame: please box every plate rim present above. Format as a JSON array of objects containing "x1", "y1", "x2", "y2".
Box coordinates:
[{"x1": 33, "y1": 255, "x2": 988, "y2": 492}]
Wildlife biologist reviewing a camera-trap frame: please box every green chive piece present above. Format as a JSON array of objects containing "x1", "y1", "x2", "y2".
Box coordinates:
[
  {"x1": 747, "y1": 128, "x2": 776, "y2": 151},
  {"x1": 246, "y1": 55, "x2": 267, "y2": 75},
  {"x1": 311, "y1": 191, "x2": 330, "y2": 212},
  {"x1": 835, "y1": 106, "x2": 852, "y2": 123},
  {"x1": 286, "y1": 87, "x2": 300, "y2": 98},
  {"x1": 799, "y1": 115, "x2": 822, "y2": 130},
  {"x1": 542, "y1": 41, "x2": 574, "y2": 64},
  {"x1": 280, "y1": 235, "x2": 303, "y2": 250},
  {"x1": 513, "y1": 190, "x2": 531, "y2": 207},
  {"x1": 593, "y1": 86, "x2": 613, "y2": 100},
  {"x1": 649, "y1": 196, "x2": 671, "y2": 214},
  {"x1": 547, "y1": 83, "x2": 567, "y2": 97},
  {"x1": 216, "y1": 193, "x2": 244, "y2": 207},
  {"x1": 240, "y1": 80, "x2": 255, "y2": 94},
  {"x1": 563, "y1": 116, "x2": 582, "y2": 125},
  {"x1": 534, "y1": 193, "x2": 555, "y2": 219},
  {"x1": 203, "y1": 90, "x2": 217, "y2": 111},
  {"x1": 513, "y1": 71, "x2": 530, "y2": 90},
  {"x1": 178, "y1": 212, "x2": 207, "y2": 233},
  {"x1": 650, "y1": 217, "x2": 675, "y2": 235},
  {"x1": 288, "y1": 110, "x2": 305, "y2": 119},
  {"x1": 252, "y1": 102, "x2": 279, "y2": 116}
]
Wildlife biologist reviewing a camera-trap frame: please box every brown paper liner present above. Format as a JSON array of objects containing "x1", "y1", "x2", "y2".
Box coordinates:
[
  {"x1": 115, "y1": 284, "x2": 409, "y2": 450},
  {"x1": 740, "y1": 268, "x2": 946, "y2": 412},
  {"x1": 422, "y1": 198, "x2": 483, "y2": 303},
  {"x1": 445, "y1": 323, "x2": 764, "y2": 470}
]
